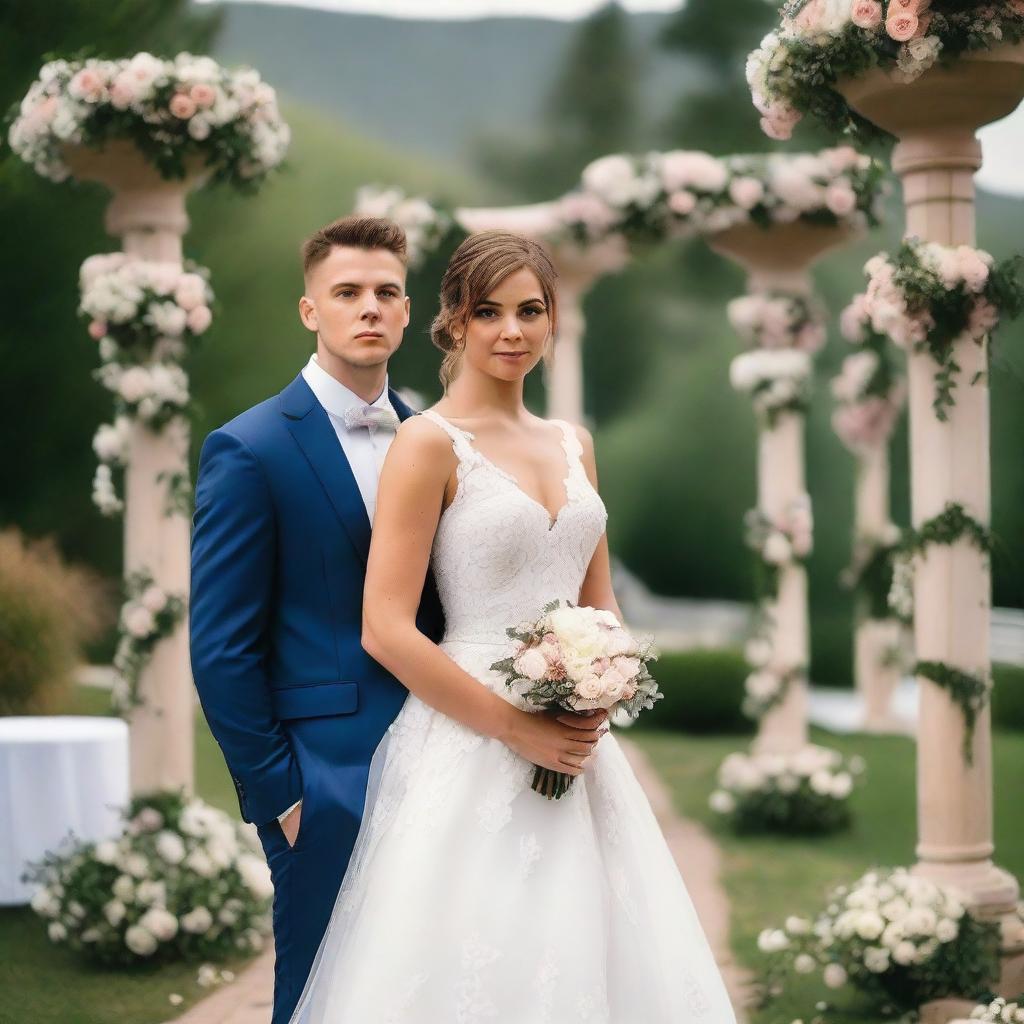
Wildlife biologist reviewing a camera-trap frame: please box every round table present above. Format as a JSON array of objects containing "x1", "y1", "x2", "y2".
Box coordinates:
[{"x1": 0, "y1": 716, "x2": 129, "y2": 905}]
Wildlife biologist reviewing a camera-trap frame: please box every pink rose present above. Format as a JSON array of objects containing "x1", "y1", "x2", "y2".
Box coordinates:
[
  {"x1": 729, "y1": 176, "x2": 765, "y2": 211},
  {"x1": 123, "y1": 604, "x2": 156, "y2": 639},
  {"x1": 1010, "y1": 0, "x2": 1024, "y2": 15},
  {"x1": 886, "y1": 12, "x2": 919, "y2": 40},
  {"x1": 140, "y1": 585, "x2": 168, "y2": 614},
  {"x1": 88, "y1": 320, "x2": 108, "y2": 340},
  {"x1": 189, "y1": 83, "x2": 217, "y2": 108},
  {"x1": 667, "y1": 190, "x2": 697, "y2": 216},
  {"x1": 174, "y1": 273, "x2": 207, "y2": 311},
  {"x1": 851, "y1": 0, "x2": 883, "y2": 28},
  {"x1": 186, "y1": 305, "x2": 212, "y2": 334},
  {"x1": 515, "y1": 648, "x2": 549, "y2": 682},
  {"x1": 613, "y1": 656, "x2": 641, "y2": 681},
  {"x1": 968, "y1": 299, "x2": 999, "y2": 335},
  {"x1": 169, "y1": 94, "x2": 197, "y2": 120},
  {"x1": 69, "y1": 68, "x2": 106, "y2": 103},
  {"x1": 760, "y1": 116, "x2": 794, "y2": 141},
  {"x1": 825, "y1": 182, "x2": 857, "y2": 216}
]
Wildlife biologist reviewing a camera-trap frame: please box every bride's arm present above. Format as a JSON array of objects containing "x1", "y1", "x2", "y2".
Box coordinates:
[
  {"x1": 574, "y1": 425, "x2": 626, "y2": 624},
  {"x1": 362, "y1": 417, "x2": 604, "y2": 773}
]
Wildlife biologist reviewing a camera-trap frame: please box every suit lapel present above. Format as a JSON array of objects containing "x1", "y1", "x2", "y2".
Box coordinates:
[{"x1": 279, "y1": 374, "x2": 372, "y2": 565}]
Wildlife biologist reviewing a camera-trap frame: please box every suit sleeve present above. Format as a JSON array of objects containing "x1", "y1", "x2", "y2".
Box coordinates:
[{"x1": 189, "y1": 428, "x2": 302, "y2": 826}]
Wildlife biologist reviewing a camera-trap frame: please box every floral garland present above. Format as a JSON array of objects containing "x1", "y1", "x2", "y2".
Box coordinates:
[
  {"x1": 112, "y1": 571, "x2": 186, "y2": 713},
  {"x1": 841, "y1": 524, "x2": 905, "y2": 621},
  {"x1": 26, "y1": 792, "x2": 271, "y2": 966},
  {"x1": 887, "y1": 500, "x2": 993, "y2": 762},
  {"x1": 709, "y1": 746, "x2": 863, "y2": 834},
  {"x1": 566, "y1": 146, "x2": 884, "y2": 246},
  {"x1": 353, "y1": 185, "x2": 456, "y2": 269},
  {"x1": 745, "y1": 495, "x2": 815, "y2": 601},
  {"x1": 730, "y1": 348, "x2": 814, "y2": 427},
  {"x1": 755, "y1": 866, "x2": 1000, "y2": 1011},
  {"x1": 747, "y1": 1, "x2": 1024, "y2": 143},
  {"x1": 743, "y1": 662, "x2": 808, "y2": 720},
  {"x1": 9, "y1": 53, "x2": 289, "y2": 188},
  {"x1": 80, "y1": 252, "x2": 213, "y2": 517},
  {"x1": 728, "y1": 290, "x2": 829, "y2": 353},
  {"x1": 856, "y1": 239, "x2": 1024, "y2": 420},
  {"x1": 351, "y1": 147, "x2": 885, "y2": 264}
]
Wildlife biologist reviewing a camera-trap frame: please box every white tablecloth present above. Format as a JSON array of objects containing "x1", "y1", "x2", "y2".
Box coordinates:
[{"x1": 0, "y1": 716, "x2": 130, "y2": 905}]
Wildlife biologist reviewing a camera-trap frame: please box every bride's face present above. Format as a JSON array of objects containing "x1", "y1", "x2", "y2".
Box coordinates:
[{"x1": 457, "y1": 267, "x2": 551, "y2": 384}]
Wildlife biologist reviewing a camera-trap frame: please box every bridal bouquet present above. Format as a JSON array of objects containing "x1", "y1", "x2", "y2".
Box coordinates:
[{"x1": 490, "y1": 601, "x2": 661, "y2": 799}]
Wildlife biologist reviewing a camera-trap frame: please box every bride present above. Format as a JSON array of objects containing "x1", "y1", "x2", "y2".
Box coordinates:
[{"x1": 289, "y1": 230, "x2": 738, "y2": 1023}]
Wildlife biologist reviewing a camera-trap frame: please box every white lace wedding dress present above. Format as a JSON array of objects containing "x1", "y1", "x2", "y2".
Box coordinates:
[{"x1": 289, "y1": 411, "x2": 737, "y2": 1024}]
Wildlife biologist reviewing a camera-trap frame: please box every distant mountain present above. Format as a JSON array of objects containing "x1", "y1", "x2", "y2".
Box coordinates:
[{"x1": 209, "y1": 2, "x2": 700, "y2": 177}]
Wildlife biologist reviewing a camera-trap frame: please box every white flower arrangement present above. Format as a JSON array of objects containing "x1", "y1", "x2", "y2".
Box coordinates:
[
  {"x1": 745, "y1": 494, "x2": 815, "y2": 575},
  {"x1": 969, "y1": 997, "x2": 1024, "y2": 1024},
  {"x1": 747, "y1": 1, "x2": 1024, "y2": 143},
  {"x1": 755, "y1": 866, "x2": 1001, "y2": 1011},
  {"x1": 80, "y1": 252, "x2": 211, "y2": 517},
  {"x1": 730, "y1": 348, "x2": 813, "y2": 425},
  {"x1": 26, "y1": 793, "x2": 272, "y2": 967},
  {"x1": 112, "y1": 570, "x2": 186, "y2": 713},
  {"x1": 10, "y1": 53, "x2": 289, "y2": 187},
  {"x1": 728, "y1": 291, "x2": 828, "y2": 353},
  {"x1": 709, "y1": 746, "x2": 863, "y2": 834},
  {"x1": 561, "y1": 147, "x2": 884, "y2": 245},
  {"x1": 854, "y1": 238, "x2": 1024, "y2": 421},
  {"x1": 490, "y1": 600, "x2": 661, "y2": 798},
  {"x1": 353, "y1": 185, "x2": 455, "y2": 269}
]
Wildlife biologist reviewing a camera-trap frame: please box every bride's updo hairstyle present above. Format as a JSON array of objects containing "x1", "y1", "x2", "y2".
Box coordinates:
[{"x1": 431, "y1": 230, "x2": 558, "y2": 389}]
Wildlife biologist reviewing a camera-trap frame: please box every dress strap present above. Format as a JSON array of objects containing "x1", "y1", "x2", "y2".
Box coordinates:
[
  {"x1": 549, "y1": 419, "x2": 589, "y2": 499},
  {"x1": 417, "y1": 409, "x2": 479, "y2": 466}
]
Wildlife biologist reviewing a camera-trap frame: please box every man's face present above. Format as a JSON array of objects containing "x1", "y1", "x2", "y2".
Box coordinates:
[{"x1": 299, "y1": 246, "x2": 410, "y2": 368}]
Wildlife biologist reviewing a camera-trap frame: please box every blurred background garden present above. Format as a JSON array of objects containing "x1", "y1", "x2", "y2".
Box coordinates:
[{"x1": 2, "y1": 1, "x2": 1024, "y2": 1022}]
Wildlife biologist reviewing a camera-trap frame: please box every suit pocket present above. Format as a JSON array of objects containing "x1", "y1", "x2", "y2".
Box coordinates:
[{"x1": 271, "y1": 680, "x2": 359, "y2": 720}]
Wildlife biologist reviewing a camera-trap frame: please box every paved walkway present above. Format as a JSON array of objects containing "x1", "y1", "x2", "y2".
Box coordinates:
[{"x1": 165, "y1": 741, "x2": 749, "y2": 1023}]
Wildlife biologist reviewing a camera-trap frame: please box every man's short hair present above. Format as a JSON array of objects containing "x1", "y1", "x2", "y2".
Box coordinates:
[{"x1": 301, "y1": 216, "x2": 408, "y2": 278}]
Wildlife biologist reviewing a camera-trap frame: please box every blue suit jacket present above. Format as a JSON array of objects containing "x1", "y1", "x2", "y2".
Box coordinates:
[{"x1": 189, "y1": 372, "x2": 443, "y2": 826}]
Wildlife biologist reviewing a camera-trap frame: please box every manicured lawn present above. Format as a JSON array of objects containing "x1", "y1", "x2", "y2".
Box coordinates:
[
  {"x1": 0, "y1": 686, "x2": 250, "y2": 1024},
  {"x1": 633, "y1": 726, "x2": 1024, "y2": 1024}
]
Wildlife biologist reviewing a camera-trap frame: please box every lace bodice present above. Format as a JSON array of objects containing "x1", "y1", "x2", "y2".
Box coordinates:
[{"x1": 418, "y1": 410, "x2": 608, "y2": 646}]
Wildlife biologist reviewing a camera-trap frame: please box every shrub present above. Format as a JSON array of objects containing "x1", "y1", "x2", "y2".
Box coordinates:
[
  {"x1": 0, "y1": 529, "x2": 111, "y2": 715},
  {"x1": 992, "y1": 662, "x2": 1024, "y2": 732},
  {"x1": 636, "y1": 647, "x2": 754, "y2": 735}
]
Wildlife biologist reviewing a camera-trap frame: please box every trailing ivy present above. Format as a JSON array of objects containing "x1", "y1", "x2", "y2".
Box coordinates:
[{"x1": 915, "y1": 660, "x2": 991, "y2": 765}]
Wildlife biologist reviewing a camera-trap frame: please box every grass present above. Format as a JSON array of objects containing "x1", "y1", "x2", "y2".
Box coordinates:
[
  {"x1": 632, "y1": 726, "x2": 1024, "y2": 1024},
  {"x1": 0, "y1": 685, "x2": 247, "y2": 1024}
]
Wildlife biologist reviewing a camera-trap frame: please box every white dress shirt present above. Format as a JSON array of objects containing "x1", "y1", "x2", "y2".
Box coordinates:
[
  {"x1": 300, "y1": 353, "x2": 397, "y2": 524},
  {"x1": 278, "y1": 356, "x2": 397, "y2": 828}
]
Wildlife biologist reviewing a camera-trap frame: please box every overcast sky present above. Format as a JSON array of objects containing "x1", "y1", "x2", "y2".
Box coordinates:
[{"x1": 200, "y1": 0, "x2": 1023, "y2": 196}]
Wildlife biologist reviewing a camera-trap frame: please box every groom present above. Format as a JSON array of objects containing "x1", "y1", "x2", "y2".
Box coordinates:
[{"x1": 189, "y1": 216, "x2": 443, "y2": 1024}]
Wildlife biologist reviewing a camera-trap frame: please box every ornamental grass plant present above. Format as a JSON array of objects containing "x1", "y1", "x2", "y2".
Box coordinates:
[{"x1": 0, "y1": 529, "x2": 111, "y2": 715}]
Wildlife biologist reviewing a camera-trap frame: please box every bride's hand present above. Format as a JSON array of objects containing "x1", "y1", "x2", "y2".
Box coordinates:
[{"x1": 501, "y1": 708, "x2": 608, "y2": 775}]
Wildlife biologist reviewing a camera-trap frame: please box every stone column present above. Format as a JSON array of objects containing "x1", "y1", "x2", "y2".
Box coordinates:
[
  {"x1": 852, "y1": 445, "x2": 904, "y2": 731},
  {"x1": 841, "y1": 45, "x2": 1024, "y2": 982},
  {"x1": 709, "y1": 220, "x2": 857, "y2": 755},
  {"x1": 66, "y1": 141, "x2": 205, "y2": 795},
  {"x1": 455, "y1": 204, "x2": 628, "y2": 424}
]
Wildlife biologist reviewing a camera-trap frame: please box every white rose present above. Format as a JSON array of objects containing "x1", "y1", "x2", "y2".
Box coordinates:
[
  {"x1": 794, "y1": 953, "x2": 816, "y2": 974},
  {"x1": 125, "y1": 924, "x2": 158, "y2": 956},
  {"x1": 30, "y1": 888, "x2": 59, "y2": 918},
  {"x1": 140, "y1": 907, "x2": 178, "y2": 942},
  {"x1": 184, "y1": 848, "x2": 216, "y2": 879},
  {"x1": 728, "y1": 176, "x2": 765, "y2": 210},
  {"x1": 855, "y1": 910, "x2": 885, "y2": 941},
  {"x1": 146, "y1": 301, "x2": 189, "y2": 337},
  {"x1": 763, "y1": 533, "x2": 793, "y2": 565},
  {"x1": 823, "y1": 962, "x2": 847, "y2": 988},
  {"x1": 136, "y1": 879, "x2": 167, "y2": 906},
  {"x1": 745, "y1": 671, "x2": 779, "y2": 701},
  {"x1": 104, "y1": 899, "x2": 127, "y2": 927},
  {"x1": 785, "y1": 916, "x2": 811, "y2": 935},
  {"x1": 237, "y1": 853, "x2": 274, "y2": 899},
  {"x1": 809, "y1": 770, "x2": 834, "y2": 796},
  {"x1": 140, "y1": 585, "x2": 169, "y2": 615},
  {"x1": 756, "y1": 928, "x2": 790, "y2": 953},
  {"x1": 48, "y1": 922, "x2": 68, "y2": 942},
  {"x1": 181, "y1": 906, "x2": 214, "y2": 934},
  {"x1": 830, "y1": 772, "x2": 853, "y2": 799},
  {"x1": 905, "y1": 906, "x2": 937, "y2": 936},
  {"x1": 935, "y1": 917, "x2": 959, "y2": 943},
  {"x1": 863, "y1": 945, "x2": 890, "y2": 973},
  {"x1": 582, "y1": 154, "x2": 653, "y2": 208},
  {"x1": 94, "y1": 840, "x2": 119, "y2": 865},
  {"x1": 116, "y1": 366, "x2": 152, "y2": 404},
  {"x1": 708, "y1": 790, "x2": 735, "y2": 814},
  {"x1": 112, "y1": 875, "x2": 135, "y2": 901},
  {"x1": 125, "y1": 853, "x2": 150, "y2": 879},
  {"x1": 122, "y1": 603, "x2": 156, "y2": 639},
  {"x1": 173, "y1": 273, "x2": 208, "y2": 311},
  {"x1": 893, "y1": 939, "x2": 918, "y2": 965}
]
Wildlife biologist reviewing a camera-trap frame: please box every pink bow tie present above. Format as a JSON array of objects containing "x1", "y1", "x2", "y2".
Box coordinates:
[{"x1": 342, "y1": 405, "x2": 400, "y2": 432}]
